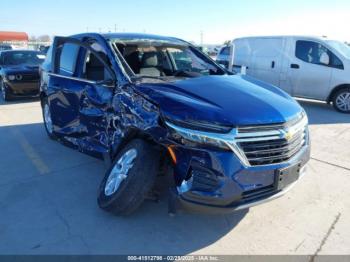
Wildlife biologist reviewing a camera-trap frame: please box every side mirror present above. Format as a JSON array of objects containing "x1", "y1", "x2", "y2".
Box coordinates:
[{"x1": 320, "y1": 52, "x2": 330, "y2": 65}]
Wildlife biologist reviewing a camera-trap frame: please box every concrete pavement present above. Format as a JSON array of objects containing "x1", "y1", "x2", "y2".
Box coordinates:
[{"x1": 0, "y1": 97, "x2": 349, "y2": 255}]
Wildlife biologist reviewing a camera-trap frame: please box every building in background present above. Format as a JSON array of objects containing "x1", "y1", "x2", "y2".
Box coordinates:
[{"x1": 0, "y1": 31, "x2": 29, "y2": 49}]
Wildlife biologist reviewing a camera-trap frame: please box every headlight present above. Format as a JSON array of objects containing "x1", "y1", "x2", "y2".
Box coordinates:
[
  {"x1": 165, "y1": 121, "x2": 254, "y2": 166},
  {"x1": 7, "y1": 75, "x2": 15, "y2": 81},
  {"x1": 165, "y1": 121, "x2": 231, "y2": 150}
]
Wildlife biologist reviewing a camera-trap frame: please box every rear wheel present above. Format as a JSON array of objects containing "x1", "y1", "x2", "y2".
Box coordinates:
[
  {"x1": 333, "y1": 88, "x2": 350, "y2": 113},
  {"x1": 42, "y1": 98, "x2": 56, "y2": 139},
  {"x1": 98, "y1": 139, "x2": 159, "y2": 216}
]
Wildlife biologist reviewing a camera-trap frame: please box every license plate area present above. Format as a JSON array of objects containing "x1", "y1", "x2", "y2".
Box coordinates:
[{"x1": 275, "y1": 163, "x2": 301, "y2": 190}]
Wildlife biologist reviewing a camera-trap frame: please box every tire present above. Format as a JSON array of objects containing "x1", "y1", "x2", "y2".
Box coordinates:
[
  {"x1": 41, "y1": 98, "x2": 56, "y2": 139},
  {"x1": 98, "y1": 139, "x2": 159, "y2": 216},
  {"x1": 1, "y1": 79, "x2": 12, "y2": 101},
  {"x1": 333, "y1": 88, "x2": 350, "y2": 114}
]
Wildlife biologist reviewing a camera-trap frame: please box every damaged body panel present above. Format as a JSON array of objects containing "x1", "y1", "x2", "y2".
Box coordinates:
[{"x1": 40, "y1": 33, "x2": 310, "y2": 215}]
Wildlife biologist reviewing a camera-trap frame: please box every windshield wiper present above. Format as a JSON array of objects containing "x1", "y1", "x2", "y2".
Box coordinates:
[{"x1": 132, "y1": 75, "x2": 166, "y2": 81}]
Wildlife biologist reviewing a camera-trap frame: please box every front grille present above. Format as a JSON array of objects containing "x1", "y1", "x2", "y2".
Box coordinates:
[
  {"x1": 236, "y1": 114, "x2": 308, "y2": 166},
  {"x1": 21, "y1": 74, "x2": 39, "y2": 81}
]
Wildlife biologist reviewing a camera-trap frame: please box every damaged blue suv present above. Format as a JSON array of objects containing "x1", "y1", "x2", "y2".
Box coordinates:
[{"x1": 40, "y1": 33, "x2": 310, "y2": 215}]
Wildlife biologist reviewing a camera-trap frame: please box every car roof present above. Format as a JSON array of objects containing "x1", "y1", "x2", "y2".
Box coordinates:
[
  {"x1": 233, "y1": 35, "x2": 326, "y2": 41},
  {"x1": 71, "y1": 32, "x2": 187, "y2": 45}
]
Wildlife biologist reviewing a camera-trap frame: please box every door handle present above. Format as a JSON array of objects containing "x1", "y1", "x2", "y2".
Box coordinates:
[
  {"x1": 271, "y1": 61, "x2": 275, "y2": 68},
  {"x1": 291, "y1": 64, "x2": 300, "y2": 69}
]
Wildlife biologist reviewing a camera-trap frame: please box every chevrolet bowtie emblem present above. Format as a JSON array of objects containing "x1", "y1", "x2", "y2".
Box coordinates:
[{"x1": 284, "y1": 130, "x2": 293, "y2": 141}]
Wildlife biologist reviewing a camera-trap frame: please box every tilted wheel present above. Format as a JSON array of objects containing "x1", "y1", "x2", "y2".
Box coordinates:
[
  {"x1": 42, "y1": 98, "x2": 56, "y2": 139},
  {"x1": 98, "y1": 139, "x2": 160, "y2": 216}
]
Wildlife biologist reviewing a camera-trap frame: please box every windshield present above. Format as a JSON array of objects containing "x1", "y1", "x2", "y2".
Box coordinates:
[
  {"x1": 2, "y1": 51, "x2": 46, "y2": 66},
  {"x1": 111, "y1": 38, "x2": 225, "y2": 79},
  {"x1": 326, "y1": 40, "x2": 350, "y2": 59}
]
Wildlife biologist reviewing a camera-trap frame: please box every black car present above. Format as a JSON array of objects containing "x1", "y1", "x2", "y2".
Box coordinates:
[
  {"x1": 0, "y1": 50, "x2": 45, "y2": 101},
  {"x1": 0, "y1": 44, "x2": 13, "y2": 51}
]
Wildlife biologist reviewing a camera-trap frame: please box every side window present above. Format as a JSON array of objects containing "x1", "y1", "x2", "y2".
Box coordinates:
[
  {"x1": 329, "y1": 52, "x2": 344, "y2": 69},
  {"x1": 296, "y1": 40, "x2": 344, "y2": 69},
  {"x1": 81, "y1": 42, "x2": 112, "y2": 82},
  {"x1": 59, "y1": 43, "x2": 80, "y2": 76},
  {"x1": 295, "y1": 40, "x2": 328, "y2": 65},
  {"x1": 220, "y1": 47, "x2": 230, "y2": 56}
]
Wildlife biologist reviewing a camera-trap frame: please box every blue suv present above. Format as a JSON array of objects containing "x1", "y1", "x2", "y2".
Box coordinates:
[{"x1": 40, "y1": 33, "x2": 310, "y2": 215}]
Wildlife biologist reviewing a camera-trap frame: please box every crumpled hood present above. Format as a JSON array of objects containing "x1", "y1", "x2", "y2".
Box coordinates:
[
  {"x1": 3, "y1": 65, "x2": 40, "y2": 75},
  {"x1": 135, "y1": 75, "x2": 303, "y2": 127}
]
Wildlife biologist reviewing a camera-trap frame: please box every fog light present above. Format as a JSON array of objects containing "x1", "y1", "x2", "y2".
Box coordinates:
[{"x1": 15, "y1": 74, "x2": 23, "y2": 81}]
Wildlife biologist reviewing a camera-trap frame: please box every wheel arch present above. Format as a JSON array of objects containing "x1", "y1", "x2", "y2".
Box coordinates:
[
  {"x1": 327, "y1": 84, "x2": 350, "y2": 103},
  {"x1": 110, "y1": 128, "x2": 163, "y2": 161}
]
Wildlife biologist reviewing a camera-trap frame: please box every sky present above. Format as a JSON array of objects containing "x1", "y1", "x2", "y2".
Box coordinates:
[{"x1": 1, "y1": 0, "x2": 350, "y2": 44}]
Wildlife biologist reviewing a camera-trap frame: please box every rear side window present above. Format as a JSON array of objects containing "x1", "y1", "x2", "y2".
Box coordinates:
[{"x1": 59, "y1": 43, "x2": 80, "y2": 76}]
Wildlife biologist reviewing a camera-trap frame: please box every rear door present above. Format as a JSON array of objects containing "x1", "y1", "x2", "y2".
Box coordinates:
[{"x1": 47, "y1": 37, "x2": 116, "y2": 152}]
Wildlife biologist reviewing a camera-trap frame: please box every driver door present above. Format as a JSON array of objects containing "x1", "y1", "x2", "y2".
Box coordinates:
[{"x1": 48, "y1": 37, "x2": 116, "y2": 153}]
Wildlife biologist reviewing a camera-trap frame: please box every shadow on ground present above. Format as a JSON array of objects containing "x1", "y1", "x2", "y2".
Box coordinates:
[
  {"x1": 298, "y1": 99, "x2": 350, "y2": 125},
  {"x1": 0, "y1": 96, "x2": 39, "y2": 106},
  {"x1": 0, "y1": 122, "x2": 248, "y2": 255}
]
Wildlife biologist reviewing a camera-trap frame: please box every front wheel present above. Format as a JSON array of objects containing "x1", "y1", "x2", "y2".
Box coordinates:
[
  {"x1": 333, "y1": 88, "x2": 350, "y2": 113},
  {"x1": 98, "y1": 139, "x2": 160, "y2": 216}
]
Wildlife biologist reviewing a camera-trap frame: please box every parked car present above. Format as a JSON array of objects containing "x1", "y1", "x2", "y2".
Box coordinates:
[
  {"x1": 0, "y1": 44, "x2": 13, "y2": 51},
  {"x1": 40, "y1": 33, "x2": 310, "y2": 215},
  {"x1": 0, "y1": 50, "x2": 45, "y2": 100},
  {"x1": 220, "y1": 36, "x2": 350, "y2": 113}
]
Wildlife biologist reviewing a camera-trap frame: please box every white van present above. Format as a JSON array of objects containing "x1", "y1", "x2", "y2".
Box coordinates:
[{"x1": 223, "y1": 36, "x2": 350, "y2": 113}]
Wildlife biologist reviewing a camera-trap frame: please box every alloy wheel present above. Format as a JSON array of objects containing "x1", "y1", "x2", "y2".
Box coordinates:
[
  {"x1": 104, "y1": 149, "x2": 138, "y2": 196},
  {"x1": 336, "y1": 91, "x2": 350, "y2": 112}
]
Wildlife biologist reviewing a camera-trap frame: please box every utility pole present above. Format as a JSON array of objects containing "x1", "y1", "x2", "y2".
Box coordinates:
[
  {"x1": 114, "y1": 24, "x2": 117, "y2": 32},
  {"x1": 200, "y1": 30, "x2": 203, "y2": 46}
]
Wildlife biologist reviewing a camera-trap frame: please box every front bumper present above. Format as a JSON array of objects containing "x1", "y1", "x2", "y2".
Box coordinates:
[
  {"x1": 175, "y1": 165, "x2": 307, "y2": 214},
  {"x1": 170, "y1": 141, "x2": 310, "y2": 214},
  {"x1": 4, "y1": 81, "x2": 40, "y2": 97}
]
